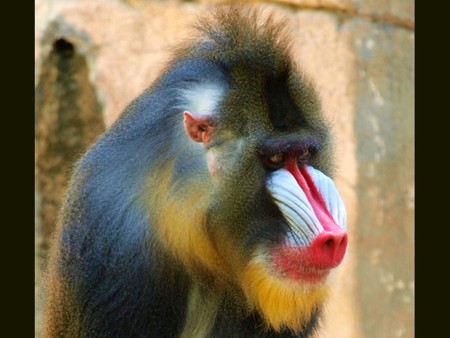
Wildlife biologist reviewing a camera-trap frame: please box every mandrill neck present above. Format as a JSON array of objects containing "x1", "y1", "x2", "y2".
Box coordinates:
[
  {"x1": 179, "y1": 279, "x2": 321, "y2": 338},
  {"x1": 213, "y1": 310, "x2": 320, "y2": 338}
]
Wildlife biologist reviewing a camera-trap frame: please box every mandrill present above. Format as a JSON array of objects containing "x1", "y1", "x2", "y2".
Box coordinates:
[{"x1": 43, "y1": 7, "x2": 348, "y2": 338}]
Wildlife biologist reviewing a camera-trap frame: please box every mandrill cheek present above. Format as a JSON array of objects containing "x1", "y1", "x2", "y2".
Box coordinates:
[
  {"x1": 206, "y1": 151, "x2": 234, "y2": 179},
  {"x1": 206, "y1": 152, "x2": 220, "y2": 178},
  {"x1": 206, "y1": 139, "x2": 246, "y2": 179},
  {"x1": 266, "y1": 165, "x2": 348, "y2": 281}
]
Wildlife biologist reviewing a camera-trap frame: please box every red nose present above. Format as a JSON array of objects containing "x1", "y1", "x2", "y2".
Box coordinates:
[
  {"x1": 271, "y1": 230, "x2": 348, "y2": 282},
  {"x1": 309, "y1": 230, "x2": 348, "y2": 269}
]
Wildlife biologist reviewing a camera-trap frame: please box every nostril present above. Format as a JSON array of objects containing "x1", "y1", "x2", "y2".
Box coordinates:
[{"x1": 324, "y1": 238, "x2": 334, "y2": 248}]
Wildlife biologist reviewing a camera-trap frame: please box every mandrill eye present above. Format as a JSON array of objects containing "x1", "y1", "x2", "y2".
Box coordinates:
[
  {"x1": 263, "y1": 153, "x2": 285, "y2": 170},
  {"x1": 269, "y1": 153, "x2": 285, "y2": 164},
  {"x1": 297, "y1": 148, "x2": 310, "y2": 165}
]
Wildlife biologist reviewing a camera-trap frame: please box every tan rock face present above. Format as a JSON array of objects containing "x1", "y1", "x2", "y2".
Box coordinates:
[
  {"x1": 35, "y1": 1, "x2": 414, "y2": 337},
  {"x1": 351, "y1": 20, "x2": 414, "y2": 338},
  {"x1": 36, "y1": 0, "x2": 204, "y2": 126}
]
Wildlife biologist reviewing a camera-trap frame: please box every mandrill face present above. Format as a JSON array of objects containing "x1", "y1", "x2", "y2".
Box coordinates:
[{"x1": 200, "y1": 121, "x2": 348, "y2": 332}]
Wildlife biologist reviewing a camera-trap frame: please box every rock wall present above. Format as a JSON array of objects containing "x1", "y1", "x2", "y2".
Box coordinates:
[{"x1": 35, "y1": 0, "x2": 414, "y2": 337}]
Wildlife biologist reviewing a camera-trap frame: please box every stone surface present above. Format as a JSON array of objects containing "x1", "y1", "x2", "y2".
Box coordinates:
[
  {"x1": 197, "y1": 0, "x2": 355, "y2": 11},
  {"x1": 195, "y1": 0, "x2": 413, "y2": 27},
  {"x1": 35, "y1": 0, "x2": 414, "y2": 337},
  {"x1": 352, "y1": 0, "x2": 414, "y2": 25},
  {"x1": 351, "y1": 19, "x2": 414, "y2": 338}
]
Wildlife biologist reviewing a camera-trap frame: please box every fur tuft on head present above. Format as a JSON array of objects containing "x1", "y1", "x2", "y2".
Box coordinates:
[{"x1": 171, "y1": 6, "x2": 294, "y2": 74}]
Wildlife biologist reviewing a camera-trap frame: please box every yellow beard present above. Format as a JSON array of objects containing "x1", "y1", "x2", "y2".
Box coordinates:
[{"x1": 240, "y1": 254, "x2": 329, "y2": 332}]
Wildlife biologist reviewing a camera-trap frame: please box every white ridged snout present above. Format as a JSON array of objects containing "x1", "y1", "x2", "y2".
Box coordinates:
[{"x1": 266, "y1": 165, "x2": 347, "y2": 247}]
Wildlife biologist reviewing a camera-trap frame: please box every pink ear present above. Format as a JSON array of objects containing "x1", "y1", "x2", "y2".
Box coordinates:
[{"x1": 183, "y1": 111, "x2": 215, "y2": 144}]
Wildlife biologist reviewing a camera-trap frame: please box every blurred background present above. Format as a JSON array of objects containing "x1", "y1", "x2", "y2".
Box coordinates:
[{"x1": 35, "y1": 0, "x2": 414, "y2": 337}]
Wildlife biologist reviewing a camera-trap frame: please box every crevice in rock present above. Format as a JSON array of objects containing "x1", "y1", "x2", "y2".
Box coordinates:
[{"x1": 35, "y1": 37, "x2": 105, "y2": 254}]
